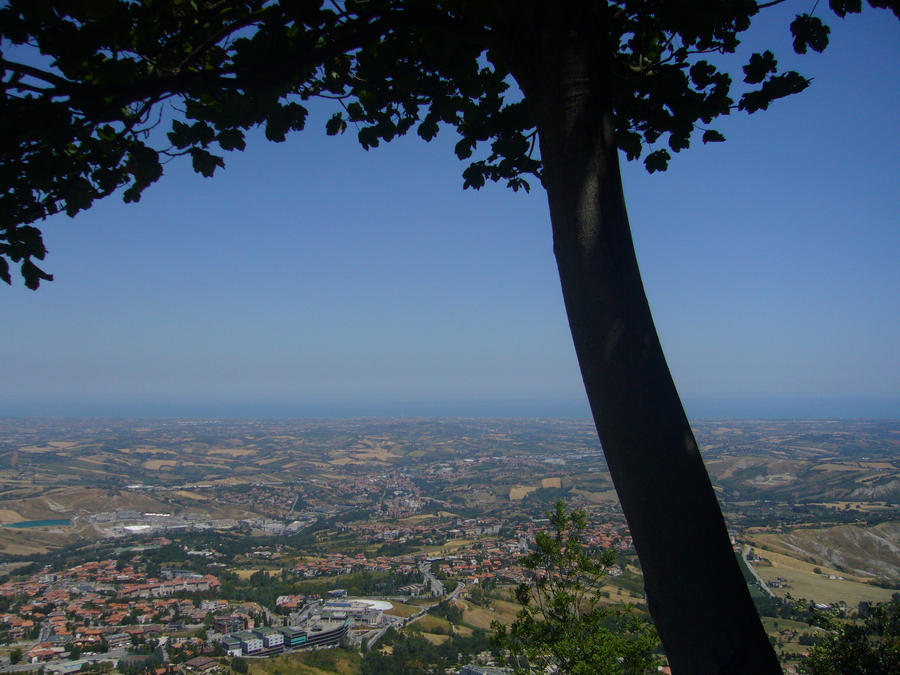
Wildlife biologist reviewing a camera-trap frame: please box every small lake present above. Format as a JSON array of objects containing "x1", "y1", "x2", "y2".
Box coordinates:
[{"x1": 3, "y1": 519, "x2": 71, "y2": 528}]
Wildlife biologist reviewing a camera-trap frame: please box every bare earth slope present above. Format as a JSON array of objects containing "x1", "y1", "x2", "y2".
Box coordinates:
[{"x1": 757, "y1": 522, "x2": 900, "y2": 583}]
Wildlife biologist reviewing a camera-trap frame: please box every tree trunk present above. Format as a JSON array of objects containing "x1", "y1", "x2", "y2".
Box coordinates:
[{"x1": 506, "y1": 7, "x2": 782, "y2": 673}]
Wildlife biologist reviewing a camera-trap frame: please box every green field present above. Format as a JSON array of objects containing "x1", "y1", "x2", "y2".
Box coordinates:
[{"x1": 246, "y1": 649, "x2": 361, "y2": 675}]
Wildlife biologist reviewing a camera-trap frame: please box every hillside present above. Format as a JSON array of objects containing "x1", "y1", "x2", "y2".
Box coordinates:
[
  {"x1": 0, "y1": 418, "x2": 897, "y2": 588},
  {"x1": 751, "y1": 521, "x2": 900, "y2": 584}
]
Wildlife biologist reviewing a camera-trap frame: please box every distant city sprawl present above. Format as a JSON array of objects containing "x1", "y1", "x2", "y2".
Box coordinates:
[{"x1": 0, "y1": 418, "x2": 897, "y2": 672}]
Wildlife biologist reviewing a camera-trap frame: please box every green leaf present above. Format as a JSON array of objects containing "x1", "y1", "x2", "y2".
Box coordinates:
[
  {"x1": 345, "y1": 102, "x2": 364, "y2": 121},
  {"x1": 865, "y1": 1, "x2": 898, "y2": 20},
  {"x1": 357, "y1": 126, "x2": 380, "y2": 150},
  {"x1": 507, "y1": 177, "x2": 530, "y2": 193},
  {"x1": 217, "y1": 128, "x2": 246, "y2": 152},
  {"x1": 743, "y1": 51, "x2": 778, "y2": 85},
  {"x1": 689, "y1": 61, "x2": 717, "y2": 88},
  {"x1": 122, "y1": 184, "x2": 144, "y2": 203},
  {"x1": 462, "y1": 162, "x2": 486, "y2": 189},
  {"x1": 668, "y1": 132, "x2": 691, "y2": 153},
  {"x1": 454, "y1": 138, "x2": 475, "y2": 160},
  {"x1": 15, "y1": 225, "x2": 48, "y2": 259},
  {"x1": 417, "y1": 117, "x2": 439, "y2": 142},
  {"x1": 265, "y1": 103, "x2": 309, "y2": 143},
  {"x1": 829, "y1": 0, "x2": 862, "y2": 18},
  {"x1": 739, "y1": 71, "x2": 810, "y2": 113},
  {"x1": 128, "y1": 145, "x2": 163, "y2": 186},
  {"x1": 791, "y1": 14, "x2": 831, "y2": 54},
  {"x1": 702, "y1": 129, "x2": 726, "y2": 143},
  {"x1": 189, "y1": 148, "x2": 225, "y2": 178},
  {"x1": 167, "y1": 120, "x2": 193, "y2": 149},
  {"x1": 644, "y1": 149, "x2": 671, "y2": 173},
  {"x1": 97, "y1": 125, "x2": 117, "y2": 142},
  {"x1": 21, "y1": 260, "x2": 53, "y2": 290},
  {"x1": 617, "y1": 130, "x2": 642, "y2": 161},
  {"x1": 325, "y1": 113, "x2": 347, "y2": 136},
  {"x1": 0, "y1": 258, "x2": 10, "y2": 285}
]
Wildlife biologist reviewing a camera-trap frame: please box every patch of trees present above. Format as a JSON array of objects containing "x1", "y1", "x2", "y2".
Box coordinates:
[
  {"x1": 428, "y1": 601, "x2": 463, "y2": 625},
  {"x1": 801, "y1": 597, "x2": 900, "y2": 674},
  {"x1": 0, "y1": 561, "x2": 41, "y2": 579},
  {"x1": 373, "y1": 539, "x2": 424, "y2": 557},
  {"x1": 219, "y1": 567, "x2": 416, "y2": 607},
  {"x1": 521, "y1": 487, "x2": 572, "y2": 508},
  {"x1": 116, "y1": 648, "x2": 164, "y2": 675},
  {"x1": 750, "y1": 593, "x2": 809, "y2": 624},
  {"x1": 142, "y1": 544, "x2": 190, "y2": 567},
  {"x1": 731, "y1": 502, "x2": 900, "y2": 529},
  {"x1": 362, "y1": 628, "x2": 494, "y2": 675},
  {"x1": 466, "y1": 584, "x2": 498, "y2": 609}
]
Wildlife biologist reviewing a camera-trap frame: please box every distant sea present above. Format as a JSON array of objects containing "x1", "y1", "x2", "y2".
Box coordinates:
[
  {"x1": 1, "y1": 395, "x2": 898, "y2": 419},
  {"x1": 683, "y1": 395, "x2": 900, "y2": 420}
]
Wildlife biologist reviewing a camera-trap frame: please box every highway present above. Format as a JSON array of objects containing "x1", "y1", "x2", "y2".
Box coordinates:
[{"x1": 2, "y1": 648, "x2": 130, "y2": 673}]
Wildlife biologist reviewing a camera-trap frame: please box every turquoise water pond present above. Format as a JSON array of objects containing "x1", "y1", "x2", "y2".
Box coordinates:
[{"x1": 3, "y1": 519, "x2": 71, "y2": 528}]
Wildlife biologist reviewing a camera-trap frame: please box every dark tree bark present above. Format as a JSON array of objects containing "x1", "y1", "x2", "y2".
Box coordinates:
[{"x1": 504, "y1": 6, "x2": 783, "y2": 673}]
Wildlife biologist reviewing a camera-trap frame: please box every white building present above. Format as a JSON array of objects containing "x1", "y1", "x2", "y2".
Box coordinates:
[
  {"x1": 252, "y1": 628, "x2": 283, "y2": 648},
  {"x1": 235, "y1": 631, "x2": 262, "y2": 654}
]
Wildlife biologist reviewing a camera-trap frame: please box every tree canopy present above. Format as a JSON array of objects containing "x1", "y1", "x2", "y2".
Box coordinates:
[
  {"x1": 2, "y1": 0, "x2": 895, "y2": 288},
  {"x1": 492, "y1": 501, "x2": 660, "y2": 673},
  {"x1": 801, "y1": 597, "x2": 900, "y2": 675}
]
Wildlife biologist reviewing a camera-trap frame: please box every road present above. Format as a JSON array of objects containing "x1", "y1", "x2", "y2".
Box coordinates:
[
  {"x1": 363, "y1": 580, "x2": 465, "y2": 651},
  {"x1": 417, "y1": 560, "x2": 445, "y2": 597},
  {"x1": 742, "y1": 546, "x2": 775, "y2": 597},
  {"x1": 2, "y1": 648, "x2": 129, "y2": 673}
]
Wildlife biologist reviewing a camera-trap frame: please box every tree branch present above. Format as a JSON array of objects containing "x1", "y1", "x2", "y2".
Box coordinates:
[
  {"x1": 756, "y1": 0, "x2": 790, "y2": 9},
  {"x1": 173, "y1": 5, "x2": 276, "y2": 74},
  {"x1": 2, "y1": 81, "x2": 52, "y2": 96},
  {"x1": 1, "y1": 59, "x2": 72, "y2": 88}
]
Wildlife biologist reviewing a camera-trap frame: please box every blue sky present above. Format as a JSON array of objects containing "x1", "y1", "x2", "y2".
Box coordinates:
[{"x1": 2, "y1": 7, "x2": 898, "y2": 419}]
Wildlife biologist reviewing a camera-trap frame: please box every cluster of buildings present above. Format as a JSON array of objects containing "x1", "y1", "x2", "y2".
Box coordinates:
[
  {"x1": 282, "y1": 509, "x2": 631, "y2": 592},
  {"x1": 219, "y1": 620, "x2": 350, "y2": 657},
  {"x1": 213, "y1": 593, "x2": 391, "y2": 658},
  {"x1": 87, "y1": 511, "x2": 313, "y2": 538},
  {"x1": 211, "y1": 484, "x2": 301, "y2": 514},
  {"x1": 338, "y1": 516, "x2": 503, "y2": 548},
  {"x1": 0, "y1": 476, "x2": 640, "y2": 672},
  {"x1": 0, "y1": 546, "x2": 399, "y2": 670},
  {"x1": 120, "y1": 574, "x2": 220, "y2": 599},
  {"x1": 292, "y1": 553, "x2": 417, "y2": 578},
  {"x1": 0, "y1": 555, "x2": 222, "y2": 652}
]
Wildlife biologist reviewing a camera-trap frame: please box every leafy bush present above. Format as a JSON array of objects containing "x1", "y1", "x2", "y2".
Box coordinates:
[
  {"x1": 492, "y1": 501, "x2": 660, "y2": 673},
  {"x1": 800, "y1": 598, "x2": 900, "y2": 675}
]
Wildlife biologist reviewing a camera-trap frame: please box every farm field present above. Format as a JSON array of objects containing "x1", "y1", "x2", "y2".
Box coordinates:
[{"x1": 747, "y1": 542, "x2": 898, "y2": 605}]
